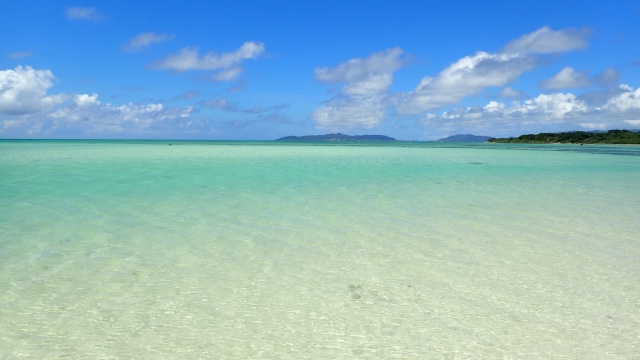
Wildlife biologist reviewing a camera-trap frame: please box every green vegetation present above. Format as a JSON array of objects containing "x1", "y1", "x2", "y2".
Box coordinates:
[{"x1": 489, "y1": 130, "x2": 640, "y2": 144}]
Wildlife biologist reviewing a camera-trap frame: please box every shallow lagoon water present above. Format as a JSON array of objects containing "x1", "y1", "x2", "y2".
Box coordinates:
[{"x1": 0, "y1": 141, "x2": 639, "y2": 359}]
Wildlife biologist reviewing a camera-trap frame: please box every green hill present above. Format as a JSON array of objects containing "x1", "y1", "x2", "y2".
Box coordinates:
[{"x1": 489, "y1": 130, "x2": 640, "y2": 144}]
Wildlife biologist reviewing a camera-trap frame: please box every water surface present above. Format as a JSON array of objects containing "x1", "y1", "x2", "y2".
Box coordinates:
[{"x1": 1, "y1": 141, "x2": 638, "y2": 358}]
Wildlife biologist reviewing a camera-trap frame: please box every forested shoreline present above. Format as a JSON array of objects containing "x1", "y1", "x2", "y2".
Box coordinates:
[{"x1": 489, "y1": 130, "x2": 640, "y2": 144}]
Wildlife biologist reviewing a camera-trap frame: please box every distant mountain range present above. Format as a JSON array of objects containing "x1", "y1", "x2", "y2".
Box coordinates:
[
  {"x1": 275, "y1": 133, "x2": 396, "y2": 141},
  {"x1": 437, "y1": 134, "x2": 493, "y2": 142}
]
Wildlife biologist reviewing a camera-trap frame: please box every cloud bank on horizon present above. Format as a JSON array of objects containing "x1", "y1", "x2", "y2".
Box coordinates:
[{"x1": 1, "y1": 2, "x2": 639, "y2": 139}]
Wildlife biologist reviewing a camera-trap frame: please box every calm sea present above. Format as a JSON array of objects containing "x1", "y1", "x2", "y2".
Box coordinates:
[{"x1": 1, "y1": 141, "x2": 639, "y2": 358}]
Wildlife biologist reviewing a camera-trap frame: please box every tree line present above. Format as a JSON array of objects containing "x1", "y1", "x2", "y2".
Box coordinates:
[{"x1": 489, "y1": 130, "x2": 640, "y2": 144}]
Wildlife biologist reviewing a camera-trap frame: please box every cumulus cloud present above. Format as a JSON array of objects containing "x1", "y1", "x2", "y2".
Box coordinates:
[
  {"x1": 314, "y1": 48, "x2": 406, "y2": 95},
  {"x1": 397, "y1": 26, "x2": 593, "y2": 115},
  {"x1": 65, "y1": 7, "x2": 102, "y2": 21},
  {"x1": 604, "y1": 84, "x2": 640, "y2": 112},
  {"x1": 500, "y1": 26, "x2": 590, "y2": 54},
  {"x1": 123, "y1": 32, "x2": 175, "y2": 52},
  {"x1": 0, "y1": 67, "x2": 204, "y2": 137},
  {"x1": 539, "y1": 67, "x2": 591, "y2": 89},
  {"x1": 151, "y1": 42, "x2": 265, "y2": 82},
  {"x1": 8, "y1": 52, "x2": 33, "y2": 59},
  {"x1": 0, "y1": 94, "x2": 200, "y2": 137},
  {"x1": 0, "y1": 66, "x2": 68, "y2": 115},
  {"x1": 311, "y1": 94, "x2": 389, "y2": 130},
  {"x1": 311, "y1": 26, "x2": 592, "y2": 129},
  {"x1": 420, "y1": 84, "x2": 640, "y2": 134},
  {"x1": 2, "y1": 92, "x2": 198, "y2": 137},
  {"x1": 309, "y1": 48, "x2": 407, "y2": 129},
  {"x1": 398, "y1": 52, "x2": 537, "y2": 113}
]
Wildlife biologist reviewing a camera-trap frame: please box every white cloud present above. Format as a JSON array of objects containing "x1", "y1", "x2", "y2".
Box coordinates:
[
  {"x1": 0, "y1": 68, "x2": 213, "y2": 137},
  {"x1": 314, "y1": 47, "x2": 406, "y2": 95},
  {"x1": 440, "y1": 93, "x2": 588, "y2": 123},
  {"x1": 65, "y1": 7, "x2": 102, "y2": 21},
  {"x1": 310, "y1": 26, "x2": 592, "y2": 130},
  {"x1": 49, "y1": 96, "x2": 194, "y2": 135},
  {"x1": 310, "y1": 95, "x2": 388, "y2": 130},
  {"x1": 400, "y1": 26, "x2": 592, "y2": 114},
  {"x1": 123, "y1": 32, "x2": 175, "y2": 52},
  {"x1": 539, "y1": 67, "x2": 591, "y2": 89},
  {"x1": 8, "y1": 52, "x2": 33, "y2": 59},
  {"x1": 211, "y1": 67, "x2": 243, "y2": 81},
  {"x1": 74, "y1": 93, "x2": 100, "y2": 107},
  {"x1": 398, "y1": 52, "x2": 537, "y2": 113},
  {"x1": 0, "y1": 66, "x2": 68, "y2": 115},
  {"x1": 2, "y1": 92, "x2": 198, "y2": 137},
  {"x1": 498, "y1": 87, "x2": 525, "y2": 99},
  {"x1": 604, "y1": 85, "x2": 640, "y2": 112},
  {"x1": 419, "y1": 85, "x2": 640, "y2": 135},
  {"x1": 501, "y1": 26, "x2": 589, "y2": 54},
  {"x1": 309, "y1": 48, "x2": 405, "y2": 129},
  {"x1": 152, "y1": 42, "x2": 264, "y2": 74}
]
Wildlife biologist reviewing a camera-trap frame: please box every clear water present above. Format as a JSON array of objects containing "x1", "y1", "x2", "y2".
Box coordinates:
[{"x1": 1, "y1": 141, "x2": 639, "y2": 359}]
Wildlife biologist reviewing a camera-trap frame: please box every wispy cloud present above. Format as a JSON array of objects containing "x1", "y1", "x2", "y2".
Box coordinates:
[
  {"x1": 314, "y1": 47, "x2": 406, "y2": 95},
  {"x1": 151, "y1": 42, "x2": 265, "y2": 82},
  {"x1": 175, "y1": 91, "x2": 201, "y2": 100},
  {"x1": 122, "y1": 85, "x2": 148, "y2": 92},
  {"x1": 123, "y1": 32, "x2": 175, "y2": 52},
  {"x1": 65, "y1": 7, "x2": 102, "y2": 22},
  {"x1": 199, "y1": 98, "x2": 239, "y2": 112},
  {"x1": 539, "y1": 67, "x2": 620, "y2": 89},
  {"x1": 500, "y1": 26, "x2": 590, "y2": 54},
  {"x1": 8, "y1": 51, "x2": 33, "y2": 59},
  {"x1": 199, "y1": 97, "x2": 289, "y2": 114},
  {"x1": 227, "y1": 80, "x2": 246, "y2": 93}
]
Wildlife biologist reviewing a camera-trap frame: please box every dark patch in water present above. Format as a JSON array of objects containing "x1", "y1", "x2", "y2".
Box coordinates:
[{"x1": 349, "y1": 284, "x2": 362, "y2": 299}]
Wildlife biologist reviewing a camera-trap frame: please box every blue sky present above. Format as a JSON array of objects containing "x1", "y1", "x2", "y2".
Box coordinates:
[{"x1": 1, "y1": 0, "x2": 639, "y2": 140}]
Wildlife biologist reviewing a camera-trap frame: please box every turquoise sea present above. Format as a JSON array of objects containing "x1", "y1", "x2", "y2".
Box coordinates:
[{"x1": 1, "y1": 140, "x2": 639, "y2": 359}]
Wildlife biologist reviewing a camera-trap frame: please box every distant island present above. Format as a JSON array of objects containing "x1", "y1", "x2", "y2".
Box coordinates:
[
  {"x1": 437, "y1": 134, "x2": 493, "y2": 142},
  {"x1": 275, "y1": 133, "x2": 396, "y2": 142},
  {"x1": 489, "y1": 129, "x2": 640, "y2": 144}
]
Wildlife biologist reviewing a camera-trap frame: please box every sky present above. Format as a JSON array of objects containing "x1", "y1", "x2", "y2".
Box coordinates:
[{"x1": 1, "y1": 0, "x2": 639, "y2": 140}]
